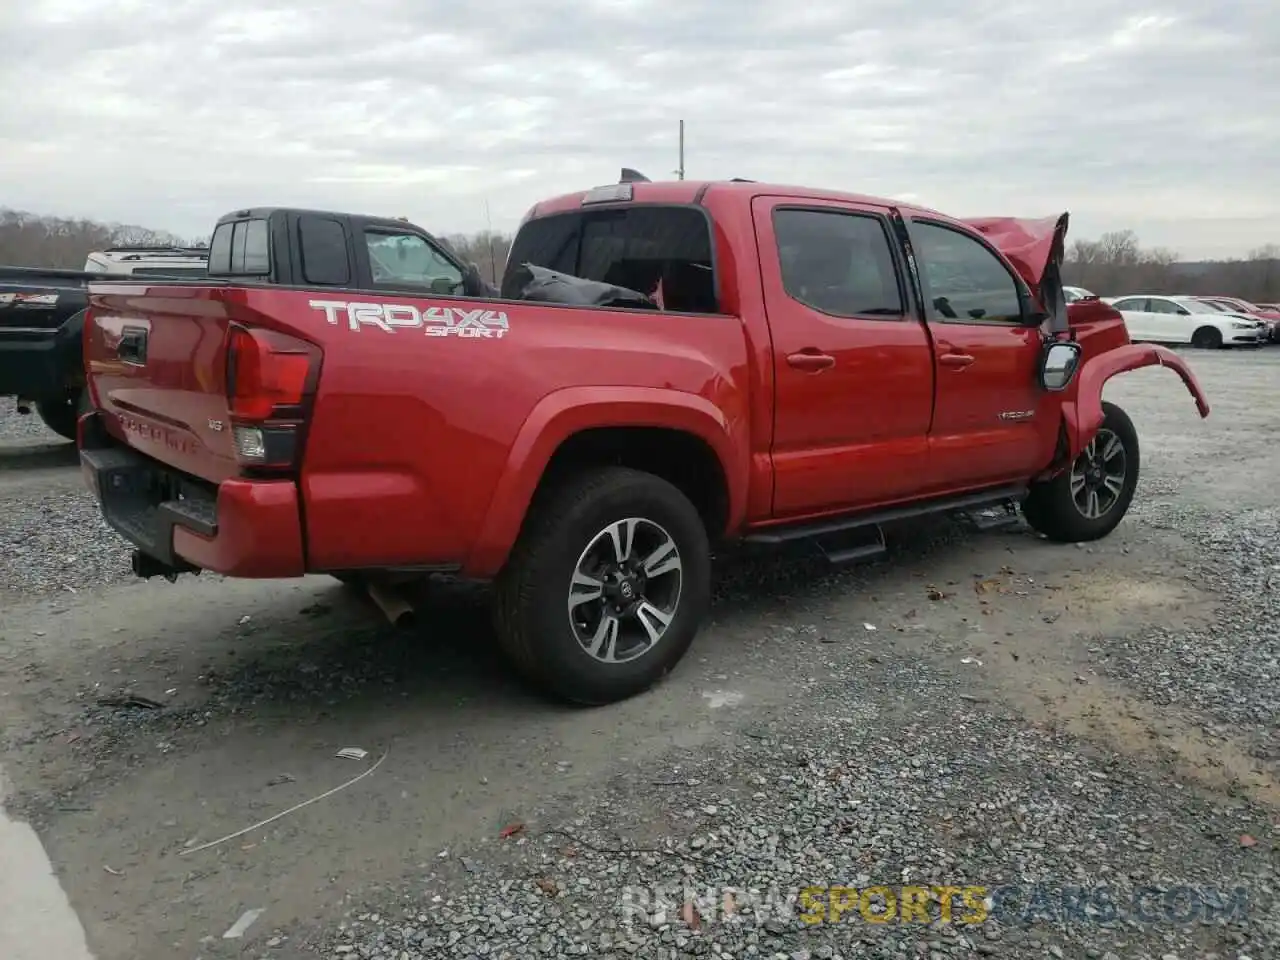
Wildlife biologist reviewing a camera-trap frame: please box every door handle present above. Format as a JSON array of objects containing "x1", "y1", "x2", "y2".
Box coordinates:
[
  {"x1": 117, "y1": 327, "x2": 148, "y2": 364},
  {"x1": 786, "y1": 351, "x2": 835, "y2": 372},
  {"x1": 938, "y1": 353, "x2": 974, "y2": 368}
]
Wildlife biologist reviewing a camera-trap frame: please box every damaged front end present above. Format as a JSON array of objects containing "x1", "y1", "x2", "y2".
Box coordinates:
[{"x1": 965, "y1": 212, "x2": 1211, "y2": 465}]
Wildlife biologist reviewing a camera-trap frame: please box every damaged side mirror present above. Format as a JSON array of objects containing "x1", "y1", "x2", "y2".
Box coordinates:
[{"x1": 1040, "y1": 340, "x2": 1082, "y2": 391}]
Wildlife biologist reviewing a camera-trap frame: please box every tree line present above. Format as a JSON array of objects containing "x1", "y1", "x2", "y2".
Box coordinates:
[
  {"x1": 1064, "y1": 232, "x2": 1279, "y2": 302},
  {"x1": 3, "y1": 207, "x2": 1277, "y2": 303}
]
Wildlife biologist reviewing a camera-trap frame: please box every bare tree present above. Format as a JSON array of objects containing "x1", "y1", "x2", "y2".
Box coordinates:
[
  {"x1": 0, "y1": 208, "x2": 207, "y2": 269},
  {"x1": 1064, "y1": 229, "x2": 1279, "y2": 302},
  {"x1": 444, "y1": 230, "x2": 512, "y2": 286}
]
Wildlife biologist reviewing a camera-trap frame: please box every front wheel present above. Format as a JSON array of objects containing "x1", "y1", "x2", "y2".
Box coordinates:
[
  {"x1": 1022, "y1": 401, "x2": 1140, "y2": 543},
  {"x1": 494, "y1": 467, "x2": 711, "y2": 705},
  {"x1": 1190, "y1": 326, "x2": 1223, "y2": 349}
]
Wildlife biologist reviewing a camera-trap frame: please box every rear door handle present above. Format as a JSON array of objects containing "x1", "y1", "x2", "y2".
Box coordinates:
[
  {"x1": 938, "y1": 353, "x2": 974, "y2": 368},
  {"x1": 786, "y1": 351, "x2": 835, "y2": 372}
]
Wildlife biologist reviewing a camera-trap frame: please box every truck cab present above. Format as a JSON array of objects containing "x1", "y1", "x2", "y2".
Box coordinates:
[{"x1": 201, "y1": 208, "x2": 495, "y2": 296}]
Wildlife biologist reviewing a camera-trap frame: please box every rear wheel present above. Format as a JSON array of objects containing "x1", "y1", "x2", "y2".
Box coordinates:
[
  {"x1": 1190, "y1": 326, "x2": 1223, "y2": 349},
  {"x1": 35, "y1": 389, "x2": 87, "y2": 442},
  {"x1": 494, "y1": 467, "x2": 711, "y2": 705},
  {"x1": 1022, "y1": 401, "x2": 1140, "y2": 543}
]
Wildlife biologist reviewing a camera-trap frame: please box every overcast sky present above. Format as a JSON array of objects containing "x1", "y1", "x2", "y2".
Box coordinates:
[{"x1": 3, "y1": 0, "x2": 1277, "y2": 258}]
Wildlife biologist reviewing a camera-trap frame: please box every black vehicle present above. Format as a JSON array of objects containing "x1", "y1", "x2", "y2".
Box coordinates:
[
  {"x1": 200, "y1": 207, "x2": 497, "y2": 294},
  {"x1": 0, "y1": 267, "x2": 97, "y2": 440},
  {"x1": 1, "y1": 247, "x2": 209, "y2": 441}
]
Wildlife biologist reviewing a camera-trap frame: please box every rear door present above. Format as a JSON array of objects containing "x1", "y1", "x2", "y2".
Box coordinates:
[
  {"x1": 899, "y1": 215, "x2": 1047, "y2": 488},
  {"x1": 753, "y1": 197, "x2": 935, "y2": 516}
]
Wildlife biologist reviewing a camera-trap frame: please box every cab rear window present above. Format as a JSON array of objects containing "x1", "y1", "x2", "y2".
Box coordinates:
[
  {"x1": 502, "y1": 205, "x2": 720, "y2": 313},
  {"x1": 208, "y1": 218, "x2": 270, "y2": 276}
]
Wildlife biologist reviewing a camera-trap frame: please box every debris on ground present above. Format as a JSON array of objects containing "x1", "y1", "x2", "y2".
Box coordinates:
[{"x1": 222, "y1": 907, "x2": 265, "y2": 939}]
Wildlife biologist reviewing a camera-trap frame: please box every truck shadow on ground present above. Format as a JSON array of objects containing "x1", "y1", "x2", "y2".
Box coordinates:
[
  {"x1": 147, "y1": 515, "x2": 986, "y2": 716},
  {"x1": 0, "y1": 440, "x2": 79, "y2": 471},
  {"x1": 5, "y1": 514, "x2": 1003, "y2": 823}
]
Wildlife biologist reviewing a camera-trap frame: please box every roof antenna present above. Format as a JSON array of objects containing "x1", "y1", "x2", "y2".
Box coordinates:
[{"x1": 619, "y1": 168, "x2": 650, "y2": 183}]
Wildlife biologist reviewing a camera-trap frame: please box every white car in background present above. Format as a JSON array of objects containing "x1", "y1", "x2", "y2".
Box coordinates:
[
  {"x1": 1104, "y1": 294, "x2": 1267, "y2": 348},
  {"x1": 1063, "y1": 285, "x2": 1097, "y2": 303}
]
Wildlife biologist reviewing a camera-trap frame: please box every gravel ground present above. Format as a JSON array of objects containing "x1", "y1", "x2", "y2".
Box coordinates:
[
  {"x1": 0, "y1": 407, "x2": 132, "y2": 597},
  {"x1": 0, "y1": 407, "x2": 57, "y2": 444},
  {"x1": 0, "y1": 352, "x2": 1277, "y2": 960},
  {"x1": 1095, "y1": 499, "x2": 1280, "y2": 758},
  {"x1": 318, "y1": 701, "x2": 1273, "y2": 960}
]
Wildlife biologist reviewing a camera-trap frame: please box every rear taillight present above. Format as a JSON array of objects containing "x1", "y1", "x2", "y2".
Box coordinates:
[{"x1": 225, "y1": 324, "x2": 322, "y2": 471}]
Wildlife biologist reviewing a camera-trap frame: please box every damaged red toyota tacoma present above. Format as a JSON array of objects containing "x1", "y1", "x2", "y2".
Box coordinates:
[{"x1": 78, "y1": 178, "x2": 1210, "y2": 705}]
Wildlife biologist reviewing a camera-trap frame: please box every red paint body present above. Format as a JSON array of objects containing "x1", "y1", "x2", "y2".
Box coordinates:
[{"x1": 80, "y1": 181, "x2": 1210, "y2": 580}]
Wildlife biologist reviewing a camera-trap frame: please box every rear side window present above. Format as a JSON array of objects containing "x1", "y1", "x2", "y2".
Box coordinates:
[
  {"x1": 209, "y1": 218, "x2": 269, "y2": 276},
  {"x1": 1112, "y1": 298, "x2": 1147, "y2": 311},
  {"x1": 298, "y1": 216, "x2": 350, "y2": 285},
  {"x1": 503, "y1": 206, "x2": 719, "y2": 313},
  {"x1": 772, "y1": 208, "x2": 904, "y2": 317}
]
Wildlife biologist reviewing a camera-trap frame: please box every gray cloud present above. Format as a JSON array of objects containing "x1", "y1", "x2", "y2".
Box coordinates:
[{"x1": 2, "y1": 0, "x2": 1276, "y2": 257}]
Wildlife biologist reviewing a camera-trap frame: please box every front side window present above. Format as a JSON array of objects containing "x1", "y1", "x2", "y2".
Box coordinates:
[
  {"x1": 772, "y1": 208, "x2": 904, "y2": 318},
  {"x1": 365, "y1": 231, "x2": 463, "y2": 293},
  {"x1": 911, "y1": 221, "x2": 1023, "y2": 323}
]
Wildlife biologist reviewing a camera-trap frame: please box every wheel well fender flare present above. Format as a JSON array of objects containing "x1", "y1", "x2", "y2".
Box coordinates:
[
  {"x1": 1061, "y1": 343, "x2": 1209, "y2": 460},
  {"x1": 463, "y1": 386, "x2": 748, "y2": 577}
]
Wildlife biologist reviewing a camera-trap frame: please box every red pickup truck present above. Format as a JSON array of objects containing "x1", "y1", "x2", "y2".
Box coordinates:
[{"x1": 78, "y1": 179, "x2": 1210, "y2": 704}]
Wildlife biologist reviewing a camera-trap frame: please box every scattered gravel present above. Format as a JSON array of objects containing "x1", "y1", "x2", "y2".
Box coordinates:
[
  {"x1": 0, "y1": 406, "x2": 133, "y2": 595},
  {"x1": 0, "y1": 404, "x2": 60, "y2": 443},
  {"x1": 1095, "y1": 497, "x2": 1280, "y2": 757},
  {"x1": 313, "y1": 680, "x2": 1275, "y2": 960},
  {"x1": 0, "y1": 488, "x2": 131, "y2": 595}
]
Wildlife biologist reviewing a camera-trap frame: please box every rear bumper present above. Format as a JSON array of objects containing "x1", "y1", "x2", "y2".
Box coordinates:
[{"x1": 79, "y1": 413, "x2": 305, "y2": 578}]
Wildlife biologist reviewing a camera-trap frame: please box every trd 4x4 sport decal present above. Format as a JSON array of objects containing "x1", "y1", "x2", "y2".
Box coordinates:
[
  {"x1": 309, "y1": 300, "x2": 509, "y2": 339},
  {"x1": 0, "y1": 292, "x2": 59, "y2": 308}
]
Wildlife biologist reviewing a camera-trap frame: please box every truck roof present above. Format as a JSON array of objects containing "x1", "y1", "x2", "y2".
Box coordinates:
[
  {"x1": 215, "y1": 206, "x2": 425, "y2": 233},
  {"x1": 525, "y1": 177, "x2": 948, "y2": 222}
]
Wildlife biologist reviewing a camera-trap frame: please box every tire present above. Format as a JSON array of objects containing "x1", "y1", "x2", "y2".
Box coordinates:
[
  {"x1": 1022, "y1": 401, "x2": 1140, "y2": 543},
  {"x1": 35, "y1": 390, "x2": 86, "y2": 442},
  {"x1": 1190, "y1": 326, "x2": 1223, "y2": 349},
  {"x1": 493, "y1": 466, "x2": 711, "y2": 705}
]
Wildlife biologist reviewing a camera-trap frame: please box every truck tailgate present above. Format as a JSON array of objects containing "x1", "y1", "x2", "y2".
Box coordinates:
[{"x1": 86, "y1": 285, "x2": 250, "y2": 483}]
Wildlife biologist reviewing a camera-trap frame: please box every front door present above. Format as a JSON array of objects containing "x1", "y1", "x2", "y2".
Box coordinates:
[
  {"x1": 754, "y1": 197, "x2": 935, "y2": 517},
  {"x1": 901, "y1": 215, "x2": 1049, "y2": 490}
]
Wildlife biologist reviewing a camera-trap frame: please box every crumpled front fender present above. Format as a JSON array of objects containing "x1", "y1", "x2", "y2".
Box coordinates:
[{"x1": 1066, "y1": 343, "x2": 1210, "y2": 458}]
